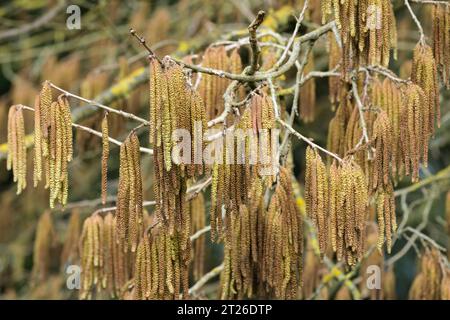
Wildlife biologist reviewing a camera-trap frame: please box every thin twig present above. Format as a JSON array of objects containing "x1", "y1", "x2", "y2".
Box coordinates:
[
  {"x1": 20, "y1": 105, "x2": 154, "y2": 155},
  {"x1": 129, "y1": 28, "x2": 163, "y2": 64},
  {"x1": 188, "y1": 263, "x2": 224, "y2": 296},
  {"x1": 48, "y1": 82, "x2": 150, "y2": 126},
  {"x1": 273, "y1": 0, "x2": 309, "y2": 70},
  {"x1": 0, "y1": 1, "x2": 67, "y2": 42},
  {"x1": 277, "y1": 118, "x2": 343, "y2": 162},
  {"x1": 190, "y1": 225, "x2": 211, "y2": 242},
  {"x1": 405, "y1": 0, "x2": 426, "y2": 45},
  {"x1": 247, "y1": 10, "x2": 266, "y2": 75},
  {"x1": 173, "y1": 22, "x2": 336, "y2": 83}
]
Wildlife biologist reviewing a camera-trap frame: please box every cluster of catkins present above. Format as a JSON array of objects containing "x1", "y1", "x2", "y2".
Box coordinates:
[
  {"x1": 305, "y1": 148, "x2": 370, "y2": 265},
  {"x1": 148, "y1": 55, "x2": 208, "y2": 299},
  {"x1": 432, "y1": 4, "x2": 450, "y2": 88},
  {"x1": 409, "y1": 248, "x2": 450, "y2": 300},
  {"x1": 210, "y1": 89, "x2": 277, "y2": 241},
  {"x1": 7, "y1": 82, "x2": 74, "y2": 207},
  {"x1": 322, "y1": 0, "x2": 397, "y2": 77},
  {"x1": 7, "y1": 105, "x2": 27, "y2": 194},
  {"x1": 198, "y1": 47, "x2": 243, "y2": 120},
  {"x1": 34, "y1": 84, "x2": 73, "y2": 208},
  {"x1": 79, "y1": 212, "x2": 131, "y2": 299},
  {"x1": 220, "y1": 167, "x2": 303, "y2": 299}
]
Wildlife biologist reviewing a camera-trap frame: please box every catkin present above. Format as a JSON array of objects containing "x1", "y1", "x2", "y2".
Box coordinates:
[
  {"x1": 7, "y1": 105, "x2": 27, "y2": 194},
  {"x1": 198, "y1": 46, "x2": 231, "y2": 120},
  {"x1": 400, "y1": 83, "x2": 428, "y2": 182},
  {"x1": 299, "y1": 52, "x2": 316, "y2": 122},
  {"x1": 322, "y1": 0, "x2": 397, "y2": 77},
  {"x1": 190, "y1": 193, "x2": 206, "y2": 281},
  {"x1": 116, "y1": 132, "x2": 144, "y2": 253},
  {"x1": 259, "y1": 167, "x2": 303, "y2": 299},
  {"x1": 409, "y1": 248, "x2": 447, "y2": 300},
  {"x1": 411, "y1": 43, "x2": 440, "y2": 132},
  {"x1": 432, "y1": 4, "x2": 450, "y2": 88},
  {"x1": 329, "y1": 158, "x2": 368, "y2": 266},
  {"x1": 134, "y1": 226, "x2": 190, "y2": 299},
  {"x1": 101, "y1": 113, "x2": 109, "y2": 205}
]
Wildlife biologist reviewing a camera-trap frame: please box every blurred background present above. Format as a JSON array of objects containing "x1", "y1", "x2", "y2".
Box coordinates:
[{"x1": 0, "y1": 0, "x2": 448, "y2": 299}]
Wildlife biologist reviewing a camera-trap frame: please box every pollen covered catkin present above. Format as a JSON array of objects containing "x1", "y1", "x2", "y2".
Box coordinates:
[
  {"x1": 116, "y1": 132, "x2": 144, "y2": 253},
  {"x1": 198, "y1": 46, "x2": 231, "y2": 120},
  {"x1": 259, "y1": 167, "x2": 303, "y2": 299},
  {"x1": 34, "y1": 92, "x2": 73, "y2": 208},
  {"x1": 371, "y1": 78, "x2": 403, "y2": 178},
  {"x1": 409, "y1": 248, "x2": 449, "y2": 300},
  {"x1": 190, "y1": 193, "x2": 206, "y2": 281},
  {"x1": 307, "y1": 147, "x2": 370, "y2": 260},
  {"x1": 7, "y1": 105, "x2": 27, "y2": 194},
  {"x1": 101, "y1": 113, "x2": 109, "y2": 205},
  {"x1": 134, "y1": 226, "x2": 190, "y2": 300},
  {"x1": 299, "y1": 52, "x2": 316, "y2": 122},
  {"x1": 432, "y1": 4, "x2": 450, "y2": 88},
  {"x1": 411, "y1": 43, "x2": 440, "y2": 132},
  {"x1": 400, "y1": 84, "x2": 429, "y2": 182},
  {"x1": 322, "y1": 0, "x2": 397, "y2": 77},
  {"x1": 305, "y1": 147, "x2": 328, "y2": 255}
]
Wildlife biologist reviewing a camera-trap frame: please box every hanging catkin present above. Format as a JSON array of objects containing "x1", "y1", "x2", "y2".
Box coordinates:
[
  {"x1": 103, "y1": 212, "x2": 129, "y2": 298},
  {"x1": 134, "y1": 225, "x2": 190, "y2": 300},
  {"x1": 374, "y1": 182, "x2": 396, "y2": 253},
  {"x1": 190, "y1": 193, "x2": 206, "y2": 281},
  {"x1": 409, "y1": 248, "x2": 448, "y2": 300},
  {"x1": 101, "y1": 112, "x2": 109, "y2": 205},
  {"x1": 322, "y1": 0, "x2": 397, "y2": 77},
  {"x1": 371, "y1": 110, "x2": 394, "y2": 191},
  {"x1": 116, "y1": 132, "x2": 144, "y2": 253},
  {"x1": 328, "y1": 32, "x2": 342, "y2": 108},
  {"x1": 32, "y1": 91, "x2": 73, "y2": 208},
  {"x1": 220, "y1": 204, "x2": 255, "y2": 299},
  {"x1": 32, "y1": 211, "x2": 55, "y2": 281},
  {"x1": 260, "y1": 167, "x2": 303, "y2": 299},
  {"x1": 79, "y1": 214, "x2": 104, "y2": 299},
  {"x1": 299, "y1": 52, "x2": 316, "y2": 122},
  {"x1": 33, "y1": 81, "x2": 52, "y2": 187},
  {"x1": 432, "y1": 4, "x2": 450, "y2": 88},
  {"x1": 411, "y1": 43, "x2": 440, "y2": 132},
  {"x1": 198, "y1": 46, "x2": 231, "y2": 120},
  {"x1": 371, "y1": 77, "x2": 403, "y2": 178},
  {"x1": 305, "y1": 147, "x2": 328, "y2": 255},
  {"x1": 7, "y1": 105, "x2": 27, "y2": 194},
  {"x1": 328, "y1": 159, "x2": 368, "y2": 266},
  {"x1": 400, "y1": 83, "x2": 428, "y2": 182},
  {"x1": 210, "y1": 91, "x2": 276, "y2": 241}
]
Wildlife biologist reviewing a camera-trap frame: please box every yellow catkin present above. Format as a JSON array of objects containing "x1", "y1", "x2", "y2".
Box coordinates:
[
  {"x1": 432, "y1": 4, "x2": 450, "y2": 89},
  {"x1": 258, "y1": 167, "x2": 303, "y2": 299},
  {"x1": 400, "y1": 84, "x2": 428, "y2": 182},
  {"x1": 328, "y1": 159, "x2": 369, "y2": 266},
  {"x1": 116, "y1": 132, "x2": 143, "y2": 253},
  {"x1": 190, "y1": 193, "x2": 206, "y2": 281},
  {"x1": 101, "y1": 113, "x2": 109, "y2": 205},
  {"x1": 299, "y1": 52, "x2": 316, "y2": 122},
  {"x1": 409, "y1": 248, "x2": 447, "y2": 300},
  {"x1": 411, "y1": 43, "x2": 440, "y2": 132},
  {"x1": 7, "y1": 105, "x2": 27, "y2": 194},
  {"x1": 323, "y1": 0, "x2": 396, "y2": 78}
]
